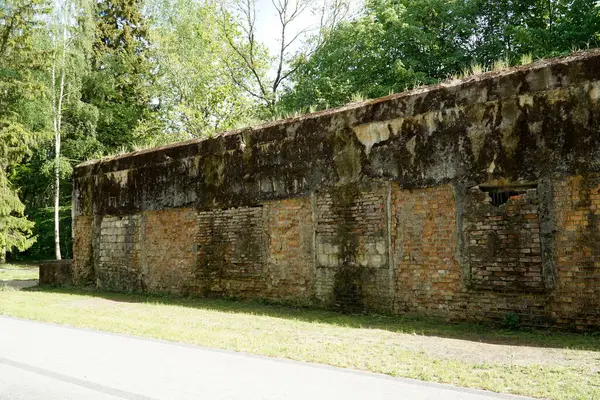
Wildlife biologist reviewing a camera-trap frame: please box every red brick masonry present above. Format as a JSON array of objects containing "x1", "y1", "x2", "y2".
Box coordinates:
[{"x1": 73, "y1": 51, "x2": 600, "y2": 330}]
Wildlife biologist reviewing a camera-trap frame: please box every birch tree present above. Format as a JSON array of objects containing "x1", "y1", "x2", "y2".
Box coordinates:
[
  {"x1": 48, "y1": 0, "x2": 93, "y2": 260},
  {"x1": 50, "y1": 0, "x2": 67, "y2": 260}
]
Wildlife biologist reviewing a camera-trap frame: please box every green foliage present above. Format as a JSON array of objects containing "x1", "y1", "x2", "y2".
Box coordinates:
[
  {"x1": 282, "y1": 0, "x2": 600, "y2": 112},
  {"x1": 492, "y1": 58, "x2": 510, "y2": 72},
  {"x1": 82, "y1": 0, "x2": 157, "y2": 151},
  {"x1": 61, "y1": 100, "x2": 104, "y2": 163},
  {"x1": 0, "y1": 0, "x2": 51, "y2": 258},
  {"x1": 502, "y1": 312, "x2": 522, "y2": 331},
  {"x1": 470, "y1": 0, "x2": 600, "y2": 65},
  {"x1": 145, "y1": 0, "x2": 254, "y2": 139},
  {"x1": 14, "y1": 100, "x2": 101, "y2": 260},
  {"x1": 17, "y1": 206, "x2": 72, "y2": 260},
  {"x1": 520, "y1": 53, "x2": 533, "y2": 66},
  {"x1": 281, "y1": 0, "x2": 473, "y2": 111},
  {"x1": 0, "y1": 122, "x2": 36, "y2": 255}
]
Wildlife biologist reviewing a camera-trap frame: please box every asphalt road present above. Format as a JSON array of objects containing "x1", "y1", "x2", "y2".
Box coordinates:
[{"x1": 0, "y1": 316, "x2": 532, "y2": 400}]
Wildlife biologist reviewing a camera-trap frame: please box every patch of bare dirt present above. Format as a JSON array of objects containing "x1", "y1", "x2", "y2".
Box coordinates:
[
  {"x1": 62, "y1": 297, "x2": 127, "y2": 309},
  {"x1": 390, "y1": 333, "x2": 600, "y2": 371}
]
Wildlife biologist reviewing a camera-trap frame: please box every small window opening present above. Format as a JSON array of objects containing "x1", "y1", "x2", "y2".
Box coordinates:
[{"x1": 479, "y1": 184, "x2": 537, "y2": 207}]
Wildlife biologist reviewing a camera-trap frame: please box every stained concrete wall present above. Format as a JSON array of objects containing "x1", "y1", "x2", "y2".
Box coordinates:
[{"x1": 73, "y1": 51, "x2": 600, "y2": 330}]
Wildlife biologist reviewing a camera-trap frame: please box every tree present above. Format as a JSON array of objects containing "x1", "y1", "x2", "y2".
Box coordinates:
[
  {"x1": 282, "y1": 0, "x2": 475, "y2": 111},
  {"x1": 0, "y1": 125, "x2": 36, "y2": 264},
  {"x1": 82, "y1": 0, "x2": 156, "y2": 151},
  {"x1": 463, "y1": 0, "x2": 600, "y2": 64},
  {"x1": 0, "y1": 0, "x2": 49, "y2": 262},
  {"x1": 144, "y1": 0, "x2": 254, "y2": 140},
  {"x1": 218, "y1": 0, "x2": 351, "y2": 114},
  {"x1": 47, "y1": 0, "x2": 95, "y2": 260},
  {"x1": 282, "y1": 0, "x2": 600, "y2": 113},
  {"x1": 49, "y1": 0, "x2": 70, "y2": 261}
]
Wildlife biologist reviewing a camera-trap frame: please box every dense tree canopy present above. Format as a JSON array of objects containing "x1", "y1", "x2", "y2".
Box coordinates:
[
  {"x1": 144, "y1": 0, "x2": 254, "y2": 141},
  {"x1": 282, "y1": 0, "x2": 600, "y2": 111}
]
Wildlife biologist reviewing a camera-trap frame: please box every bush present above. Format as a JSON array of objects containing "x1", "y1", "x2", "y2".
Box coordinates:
[{"x1": 502, "y1": 312, "x2": 521, "y2": 331}]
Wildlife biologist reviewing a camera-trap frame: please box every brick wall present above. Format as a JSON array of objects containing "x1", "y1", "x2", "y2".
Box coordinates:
[
  {"x1": 392, "y1": 184, "x2": 462, "y2": 318},
  {"x1": 96, "y1": 215, "x2": 142, "y2": 291},
  {"x1": 72, "y1": 178, "x2": 600, "y2": 330},
  {"x1": 388, "y1": 184, "x2": 559, "y2": 328},
  {"x1": 143, "y1": 208, "x2": 197, "y2": 295},
  {"x1": 465, "y1": 188, "x2": 544, "y2": 292},
  {"x1": 196, "y1": 206, "x2": 265, "y2": 296},
  {"x1": 551, "y1": 175, "x2": 600, "y2": 330},
  {"x1": 465, "y1": 291, "x2": 550, "y2": 327},
  {"x1": 314, "y1": 184, "x2": 392, "y2": 312},
  {"x1": 264, "y1": 198, "x2": 314, "y2": 301},
  {"x1": 71, "y1": 50, "x2": 600, "y2": 330},
  {"x1": 72, "y1": 216, "x2": 94, "y2": 285}
]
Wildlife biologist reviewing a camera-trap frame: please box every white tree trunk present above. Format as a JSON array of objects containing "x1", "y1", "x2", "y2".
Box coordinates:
[
  {"x1": 54, "y1": 127, "x2": 61, "y2": 260},
  {"x1": 53, "y1": 0, "x2": 69, "y2": 261},
  {"x1": 52, "y1": 43, "x2": 61, "y2": 261}
]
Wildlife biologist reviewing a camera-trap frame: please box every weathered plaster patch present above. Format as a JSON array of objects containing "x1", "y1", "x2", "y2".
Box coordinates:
[
  {"x1": 545, "y1": 87, "x2": 572, "y2": 105},
  {"x1": 487, "y1": 158, "x2": 496, "y2": 174},
  {"x1": 423, "y1": 112, "x2": 439, "y2": 133},
  {"x1": 107, "y1": 170, "x2": 128, "y2": 187},
  {"x1": 352, "y1": 120, "x2": 396, "y2": 154},
  {"x1": 467, "y1": 127, "x2": 486, "y2": 160},
  {"x1": 405, "y1": 136, "x2": 417, "y2": 164},
  {"x1": 589, "y1": 82, "x2": 600, "y2": 101},
  {"x1": 518, "y1": 94, "x2": 535, "y2": 108},
  {"x1": 334, "y1": 131, "x2": 363, "y2": 183},
  {"x1": 528, "y1": 122, "x2": 543, "y2": 135}
]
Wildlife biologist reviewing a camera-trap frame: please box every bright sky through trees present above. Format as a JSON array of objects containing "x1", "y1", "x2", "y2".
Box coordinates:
[{"x1": 255, "y1": 0, "x2": 363, "y2": 54}]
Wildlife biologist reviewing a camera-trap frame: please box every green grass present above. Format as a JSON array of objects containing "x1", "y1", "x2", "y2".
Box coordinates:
[
  {"x1": 1, "y1": 287, "x2": 599, "y2": 400},
  {"x1": 0, "y1": 263, "x2": 38, "y2": 281}
]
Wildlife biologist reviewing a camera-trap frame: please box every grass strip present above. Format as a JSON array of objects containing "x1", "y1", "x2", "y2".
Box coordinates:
[{"x1": 1, "y1": 286, "x2": 598, "y2": 400}]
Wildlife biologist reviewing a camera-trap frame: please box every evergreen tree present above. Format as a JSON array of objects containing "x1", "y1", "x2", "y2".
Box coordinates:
[
  {"x1": 82, "y1": 0, "x2": 156, "y2": 150},
  {"x1": 0, "y1": 0, "x2": 49, "y2": 262},
  {"x1": 0, "y1": 124, "x2": 36, "y2": 263}
]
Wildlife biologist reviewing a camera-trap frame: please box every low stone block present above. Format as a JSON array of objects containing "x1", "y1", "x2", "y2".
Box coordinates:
[{"x1": 39, "y1": 260, "x2": 73, "y2": 286}]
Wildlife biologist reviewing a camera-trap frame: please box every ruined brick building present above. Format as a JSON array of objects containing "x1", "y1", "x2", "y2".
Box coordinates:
[{"x1": 73, "y1": 51, "x2": 600, "y2": 330}]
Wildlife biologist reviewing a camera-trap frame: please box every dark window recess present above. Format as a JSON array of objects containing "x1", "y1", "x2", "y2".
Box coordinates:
[{"x1": 479, "y1": 185, "x2": 536, "y2": 207}]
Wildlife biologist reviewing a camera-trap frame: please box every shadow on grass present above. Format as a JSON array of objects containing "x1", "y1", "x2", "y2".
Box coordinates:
[{"x1": 24, "y1": 285, "x2": 600, "y2": 352}]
